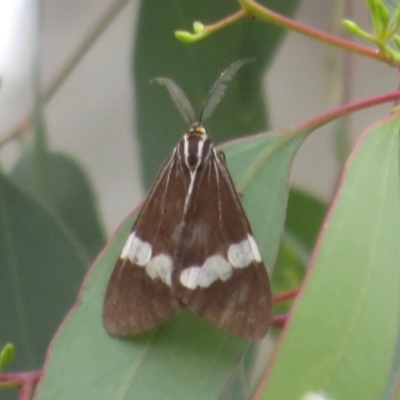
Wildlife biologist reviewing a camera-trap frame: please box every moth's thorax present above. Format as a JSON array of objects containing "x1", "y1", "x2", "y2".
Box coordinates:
[{"x1": 180, "y1": 124, "x2": 212, "y2": 171}]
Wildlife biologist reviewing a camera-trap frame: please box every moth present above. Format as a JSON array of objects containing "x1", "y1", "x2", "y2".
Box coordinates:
[{"x1": 103, "y1": 60, "x2": 272, "y2": 339}]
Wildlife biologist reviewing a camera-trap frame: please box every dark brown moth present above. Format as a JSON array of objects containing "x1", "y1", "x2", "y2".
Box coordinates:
[{"x1": 103, "y1": 60, "x2": 272, "y2": 339}]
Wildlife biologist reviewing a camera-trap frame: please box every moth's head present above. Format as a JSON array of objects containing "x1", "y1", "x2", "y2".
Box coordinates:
[{"x1": 188, "y1": 123, "x2": 207, "y2": 140}]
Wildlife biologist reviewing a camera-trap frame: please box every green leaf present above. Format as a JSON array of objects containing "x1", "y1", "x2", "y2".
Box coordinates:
[
  {"x1": 394, "y1": 4, "x2": 400, "y2": 30},
  {"x1": 341, "y1": 20, "x2": 374, "y2": 41},
  {"x1": 376, "y1": 1, "x2": 391, "y2": 29},
  {"x1": 270, "y1": 188, "x2": 327, "y2": 313},
  {"x1": 0, "y1": 343, "x2": 15, "y2": 373},
  {"x1": 285, "y1": 187, "x2": 327, "y2": 253},
  {"x1": 10, "y1": 151, "x2": 106, "y2": 260},
  {"x1": 0, "y1": 173, "x2": 88, "y2": 370},
  {"x1": 393, "y1": 33, "x2": 400, "y2": 50},
  {"x1": 133, "y1": 0, "x2": 300, "y2": 188},
  {"x1": 34, "y1": 127, "x2": 308, "y2": 400},
  {"x1": 271, "y1": 240, "x2": 305, "y2": 314},
  {"x1": 260, "y1": 114, "x2": 400, "y2": 399}
]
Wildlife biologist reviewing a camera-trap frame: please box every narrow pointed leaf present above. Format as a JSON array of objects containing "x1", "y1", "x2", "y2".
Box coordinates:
[{"x1": 259, "y1": 114, "x2": 400, "y2": 399}]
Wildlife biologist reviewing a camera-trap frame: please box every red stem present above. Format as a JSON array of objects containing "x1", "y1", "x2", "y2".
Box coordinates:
[
  {"x1": 271, "y1": 314, "x2": 288, "y2": 328},
  {"x1": 240, "y1": 0, "x2": 393, "y2": 65},
  {"x1": 272, "y1": 289, "x2": 299, "y2": 304},
  {"x1": 0, "y1": 370, "x2": 42, "y2": 400},
  {"x1": 296, "y1": 90, "x2": 400, "y2": 132},
  {"x1": 270, "y1": 289, "x2": 300, "y2": 328},
  {"x1": 19, "y1": 381, "x2": 33, "y2": 400}
]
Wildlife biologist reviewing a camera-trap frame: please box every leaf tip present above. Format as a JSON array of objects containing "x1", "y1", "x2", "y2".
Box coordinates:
[
  {"x1": 0, "y1": 343, "x2": 15, "y2": 372},
  {"x1": 175, "y1": 21, "x2": 207, "y2": 43}
]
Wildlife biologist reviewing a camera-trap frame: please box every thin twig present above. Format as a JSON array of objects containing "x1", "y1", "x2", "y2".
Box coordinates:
[
  {"x1": 0, "y1": 369, "x2": 42, "y2": 400},
  {"x1": 272, "y1": 289, "x2": 299, "y2": 304},
  {"x1": 296, "y1": 90, "x2": 400, "y2": 131},
  {"x1": 271, "y1": 314, "x2": 288, "y2": 328},
  {"x1": 239, "y1": 0, "x2": 394, "y2": 65}
]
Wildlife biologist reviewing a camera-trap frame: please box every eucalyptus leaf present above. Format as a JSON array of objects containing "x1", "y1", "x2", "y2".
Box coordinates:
[
  {"x1": 34, "y1": 126, "x2": 309, "y2": 400},
  {"x1": 10, "y1": 151, "x2": 106, "y2": 260},
  {"x1": 260, "y1": 114, "x2": 400, "y2": 400},
  {"x1": 285, "y1": 187, "x2": 327, "y2": 253},
  {"x1": 0, "y1": 172, "x2": 88, "y2": 371}
]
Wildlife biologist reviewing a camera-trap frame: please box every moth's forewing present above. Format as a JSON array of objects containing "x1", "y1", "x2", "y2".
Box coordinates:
[
  {"x1": 172, "y1": 148, "x2": 272, "y2": 339},
  {"x1": 103, "y1": 151, "x2": 188, "y2": 336}
]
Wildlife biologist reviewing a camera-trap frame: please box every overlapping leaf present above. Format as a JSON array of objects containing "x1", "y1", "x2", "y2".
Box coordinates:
[{"x1": 259, "y1": 114, "x2": 400, "y2": 400}]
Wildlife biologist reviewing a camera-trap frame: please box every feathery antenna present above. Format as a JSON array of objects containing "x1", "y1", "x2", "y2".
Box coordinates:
[
  {"x1": 151, "y1": 77, "x2": 195, "y2": 124},
  {"x1": 198, "y1": 59, "x2": 253, "y2": 123},
  {"x1": 152, "y1": 59, "x2": 253, "y2": 125}
]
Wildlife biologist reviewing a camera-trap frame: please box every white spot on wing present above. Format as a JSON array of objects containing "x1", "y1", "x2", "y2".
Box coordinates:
[
  {"x1": 180, "y1": 267, "x2": 201, "y2": 289},
  {"x1": 180, "y1": 255, "x2": 232, "y2": 289},
  {"x1": 120, "y1": 232, "x2": 152, "y2": 266},
  {"x1": 248, "y1": 234, "x2": 262, "y2": 262},
  {"x1": 146, "y1": 254, "x2": 173, "y2": 286},
  {"x1": 120, "y1": 232, "x2": 134, "y2": 259},
  {"x1": 227, "y1": 234, "x2": 262, "y2": 268}
]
